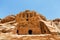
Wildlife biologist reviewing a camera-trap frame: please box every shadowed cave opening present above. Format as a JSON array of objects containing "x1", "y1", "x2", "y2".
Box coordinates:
[
  {"x1": 28, "y1": 30, "x2": 32, "y2": 34},
  {"x1": 17, "y1": 30, "x2": 19, "y2": 35}
]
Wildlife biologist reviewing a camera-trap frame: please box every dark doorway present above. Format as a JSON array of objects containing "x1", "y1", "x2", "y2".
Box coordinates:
[
  {"x1": 28, "y1": 30, "x2": 32, "y2": 34},
  {"x1": 17, "y1": 30, "x2": 19, "y2": 35}
]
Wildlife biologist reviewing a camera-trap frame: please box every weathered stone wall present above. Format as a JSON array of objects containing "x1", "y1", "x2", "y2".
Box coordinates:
[
  {"x1": 16, "y1": 10, "x2": 50, "y2": 35},
  {"x1": 0, "y1": 10, "x2": 59, "y2": 35}
]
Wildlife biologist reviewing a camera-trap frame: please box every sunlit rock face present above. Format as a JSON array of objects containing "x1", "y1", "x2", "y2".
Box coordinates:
[
  {"x1": 16, "y1": 10, "x2": 52, "y2": 35},
  {"x1": 0, "y1": 10, "x2": 59, "y2": 35},
  {"x1": 1, "y1": 15, "x2": 15, "y2": 23},
  {"x1": 53, "y1": 18, "x2": 60, "y2": 25},
  {"x1": 53, "y1": 18, "x2": 60, "y2": 33},
  {"x1": 0, "y1": 34, "x2": 60, "y2": 40},
  {"x1": 0, "y1": 10, "x2": 60, "y2": 40}
]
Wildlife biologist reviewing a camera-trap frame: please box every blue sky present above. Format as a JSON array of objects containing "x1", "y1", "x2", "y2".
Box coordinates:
[{"x1": 0, "y1": 0, "x2": 60, "y2": 20}]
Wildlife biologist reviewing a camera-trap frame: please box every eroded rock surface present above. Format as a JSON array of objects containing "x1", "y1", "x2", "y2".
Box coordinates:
[{"x1": 0, "y1": 10, "x2": 60, "y2": 40}]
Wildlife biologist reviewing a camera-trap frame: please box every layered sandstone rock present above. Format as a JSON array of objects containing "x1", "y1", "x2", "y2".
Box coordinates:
[
  {"x1": 1, "y1": 15, "x2": 15, "y2": 23},
  {"x1": 0, "y1": 34, "x2": 60, "y2": 40},
  {"x1": 53, "y1": 18, "x2": 60, "y2": 33},
  {"x1": 53, "y1": 18, "x2": 60, "y2": 25},
  {"x1": 0, "y1": 10, "x2": 59, "y2": 35},
  {"x1": 0, "y1": 10, "x2": 60, "y2": 40}
]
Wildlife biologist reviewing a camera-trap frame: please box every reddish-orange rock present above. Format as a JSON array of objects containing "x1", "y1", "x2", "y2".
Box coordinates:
[
  {"x1": 15, "y1": 10, "x2": 51, "y2": 35},
  {"x1": 1, "y1": 15, "x2": 15, "y2": 23},
  {"x1": 0, "y1": 10, "x2": 59, "y2": 35}
]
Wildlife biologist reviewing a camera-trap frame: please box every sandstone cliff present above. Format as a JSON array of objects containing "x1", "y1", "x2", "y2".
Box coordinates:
[{"x1": 0, "y1": 10, "x2": 60, "y2": 40}]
